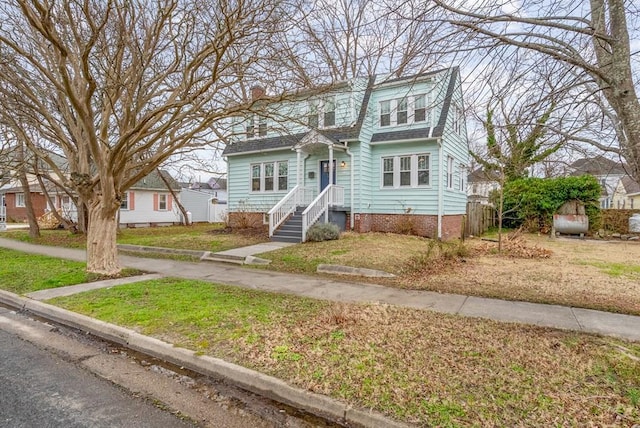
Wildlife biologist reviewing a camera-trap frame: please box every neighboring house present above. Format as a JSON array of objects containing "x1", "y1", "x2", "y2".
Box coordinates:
[
  {"x1": 0, "y1": 183, "x2": 77, "y2": 223},
  {"x1": 223, "y1": 67, "x2": 469, "y2": 242},
  {"x1": 569, "y1": 156, "x2": 627, "y2": 209},
  {"x1": 0, "y1": 150, "x2": 76, "y2": 223},
  {"x1": 467, "y1": 168, "x2": 500, "y2": 205},
  {"x1": 180, "y1": 177, "x2": 228, "y2": 223},
  {"x1": 612, "y1": 176, "x2": 640, "y2": 209},
  {"x1": 119, "y1": 170, "x2": 182, "y2": 227}
]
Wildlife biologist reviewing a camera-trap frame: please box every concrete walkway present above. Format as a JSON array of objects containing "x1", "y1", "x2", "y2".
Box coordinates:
[{"x1": 0, "y1": 237, "x2": 638, "y2": 342}]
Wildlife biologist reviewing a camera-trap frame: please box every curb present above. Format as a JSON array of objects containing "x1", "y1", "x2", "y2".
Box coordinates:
[
  {"x1": 0, "y1": 290, "x2": 412, "y2": 428},
  {"x1": 117, "y1": 244, "x2": 205, "y2": 258},
  {"x1": 317, "y1": 264, "x2": 396, "y2": 278}
]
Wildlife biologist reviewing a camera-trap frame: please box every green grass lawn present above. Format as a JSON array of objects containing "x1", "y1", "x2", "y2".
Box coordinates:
[
  {"x1": 0, "y1": 248, "x2": 96, "y2": 294},
  {"x1": 50, "y1": 278, "x2": 640, "y2": 426},
  {"x1": 2, "y1": 223, "x2": 270, "y2": 253}
]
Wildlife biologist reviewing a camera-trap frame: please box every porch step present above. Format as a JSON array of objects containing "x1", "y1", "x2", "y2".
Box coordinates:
[{"x1": 271, "y1": 207, "x2": 305, "y2": 243}]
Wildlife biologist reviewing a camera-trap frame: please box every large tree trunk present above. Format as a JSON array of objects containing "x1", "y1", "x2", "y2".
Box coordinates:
[{"x1": 86, "y1": 199, "x2": 119, "y2": 275}]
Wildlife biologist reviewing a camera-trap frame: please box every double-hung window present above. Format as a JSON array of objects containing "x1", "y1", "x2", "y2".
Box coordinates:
[
  {"x1": 414, "y1": 95, "x2": 426, "y2": 122},
  {"x1": 245, "y1": 115, "x2": 255, "y2": 138},
  {"x1": 264, "y1": 163, "x2": 274, "y2": 191},
  {"x1": 381, "y1": 154, "x2": 430, "y2": 188},
  {"x1": 120, "y1": 192, "x2": 129, "y2": 210},
  {"x1": 447, "y1": 156, "x2": 454, "y2": 189},
  {"x1": 251, "y1": 161, "x2": 288, "y2": 192},
  {"x1": 459, "y1": 164, "x2": 466, "y2": 192},
  {"x1": 380, "y1": 94, "x2": 428, "y2": 127},
  {"x1": 397, "y1": 98, "x2": 408, "y2": 125},
  {"x1": 16, "y1": 193, "x2": 25, "y2": 207},
  {"x1": 158, "y1": 194, "x2": 168, "y2": 211},
  {"x1": 323, "y1": 97, "x2": 335, "y2": 127},
  {"x1": 380, "y1": 100, "x2": 391, "y2": 127},
  {"x1": 258, "y1": 116, "x2": 267, "y2": 137},
  {"x1": 308, "y1": 101, "x2": 319, "y2": 128}
]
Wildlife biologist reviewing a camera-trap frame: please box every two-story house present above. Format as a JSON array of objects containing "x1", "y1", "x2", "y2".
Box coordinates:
[{"x1": 222, "y1": 67, "x2": 469, "y2": 242}]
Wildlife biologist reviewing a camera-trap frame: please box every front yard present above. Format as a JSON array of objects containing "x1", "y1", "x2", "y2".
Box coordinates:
[
  {"x1": 1, "y1": 226, "x2": 639, "y2": 425},
  {"x1": 3, "y1": 225, "x2": 640, "y2": 315}
]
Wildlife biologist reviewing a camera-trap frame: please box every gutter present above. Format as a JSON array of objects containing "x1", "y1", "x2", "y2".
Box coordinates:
[
  {"x1": 344, "y1": 142, "x2": 355, "y2": 230},
  {"x1": 437, "y1": 138, "x2": 443, "y2": 240}
]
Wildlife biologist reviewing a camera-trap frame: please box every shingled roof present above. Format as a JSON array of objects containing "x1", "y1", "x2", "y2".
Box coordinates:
[
  {"x1": 621, "y1": 176, "x2": 640, "y2": 196},
  {"x1": 130, "y1": 169, "x2": 180, "y2": 191},
  {"x1": 570, "y1": 156, "x2": 627, "y2": 176}
]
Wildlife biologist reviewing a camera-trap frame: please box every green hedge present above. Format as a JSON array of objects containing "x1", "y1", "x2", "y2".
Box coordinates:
[{"x1": 499, "y1": 175, "x2": 601, "y2": 231}]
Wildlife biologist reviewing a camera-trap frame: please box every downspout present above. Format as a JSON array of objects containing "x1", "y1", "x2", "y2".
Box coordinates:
[
  {"x1": 345, "y1": 142, "x2": 354, "y2": 230},
  {"x1": 437, "y1": 138, "x2": 443, "y2": 240}
]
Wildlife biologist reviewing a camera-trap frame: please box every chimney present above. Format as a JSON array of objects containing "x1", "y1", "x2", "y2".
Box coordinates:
[{"x1": 250, "y1": 85, "x2": 265, "y2": 100}]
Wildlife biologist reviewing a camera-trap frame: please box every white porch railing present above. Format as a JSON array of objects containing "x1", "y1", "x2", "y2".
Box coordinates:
[
  {"x1": 302, "y1": 185, "x2": 344, "y2": 242},
  {"x1": 267, "y1": 185, "x2": 314, "y2": 237}
]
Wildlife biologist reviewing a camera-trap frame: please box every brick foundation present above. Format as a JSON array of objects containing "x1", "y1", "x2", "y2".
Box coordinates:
[{"x1": 351, "y1": 213, "x2": 463, "y2": 240}]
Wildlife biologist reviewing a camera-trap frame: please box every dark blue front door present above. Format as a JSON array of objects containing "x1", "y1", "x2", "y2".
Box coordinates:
[{"x1": 320, "y1": 160, "x2": 336, "y2": 191}]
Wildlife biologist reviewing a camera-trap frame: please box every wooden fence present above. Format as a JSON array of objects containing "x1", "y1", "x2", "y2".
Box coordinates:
[{"x1": 465, "y1": 202, "x2": 496, "y2": 237}]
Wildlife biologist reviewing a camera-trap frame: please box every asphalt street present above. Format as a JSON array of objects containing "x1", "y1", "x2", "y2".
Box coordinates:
[{"x1": 0, "y1": 327, "x2": 194, "y2": 428}]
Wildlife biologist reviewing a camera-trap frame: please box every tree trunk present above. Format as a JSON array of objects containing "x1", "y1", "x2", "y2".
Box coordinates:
[
  {"x1": 35, "y1": 175, "x2": 73, "y2": 230},
  {"x1": 86, "y1": 199, "x2": 120, "y2": 275},
  {"x1": 18, "y1": 173, "x2": 40, "y2": 239},
  {"x1": 157, "y1": 169, "x2": 190, "y2": 225}
]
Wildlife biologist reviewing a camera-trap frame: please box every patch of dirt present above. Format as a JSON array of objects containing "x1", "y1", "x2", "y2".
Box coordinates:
[{"x1": 207, "y1": 226, "x2": 267, "y2": 239}]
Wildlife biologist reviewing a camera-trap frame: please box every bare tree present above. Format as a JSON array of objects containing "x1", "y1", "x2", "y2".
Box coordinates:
[
  {"x1": 429, "y1": 0, "x2": 640, "y2": 183},
  {"x1": 0, "y1": 0, "x2": 295, "y2": 274}
]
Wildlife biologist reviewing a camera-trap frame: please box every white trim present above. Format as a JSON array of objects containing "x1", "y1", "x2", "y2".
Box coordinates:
[
  {"x1": 379, "y1": 153, "x2": 431, "y2": 189},
  {"x1": 226, "y1": 147, "x2": 288, "y2": 157},
  {"x1": 370, "y1": 137, "x2": 438, "y2": 145}
]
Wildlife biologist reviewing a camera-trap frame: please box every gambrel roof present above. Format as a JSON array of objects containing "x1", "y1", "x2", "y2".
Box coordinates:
[{"x1": 223, "y1": 67, "x2": 460, "y2": 156}]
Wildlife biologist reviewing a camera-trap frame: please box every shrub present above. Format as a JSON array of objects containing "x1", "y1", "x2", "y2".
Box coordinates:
[
  {"x1": 500, "y1": 175, "x2": 601, "y2": 232},
  {"x1": 306, "y1": 222, "x2": 340, "y2": 242}
]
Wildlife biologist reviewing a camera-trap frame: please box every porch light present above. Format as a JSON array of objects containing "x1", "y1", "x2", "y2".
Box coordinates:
[{"x1": 340, "y1": 160, "x2": 347, "y2": 168}]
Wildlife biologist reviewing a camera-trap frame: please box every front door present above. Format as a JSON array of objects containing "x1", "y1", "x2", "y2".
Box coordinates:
[{"x1": 320, "y1": 160, "x2": 337, "y2": 191}]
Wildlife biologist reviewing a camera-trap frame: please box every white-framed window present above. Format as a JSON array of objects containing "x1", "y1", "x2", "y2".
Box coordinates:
[
  {"x1": 258, "y1": 116, "x2": 267, "y2": 137},
  {"x1": 380, "y1": 100, "x2": 391, "y2": 127},
  {"x1": 308, "y1": 100, "x2": 319, "y2": 128},
  {"x1": 120, "y1": 192, "x2": 129, "y2": 210},
  {"x1": 379, "y1": 94, "x2": 429, "y2": 127},
  {"x1": 323, "y1": 97, "x2": 335, "y2": 127},
  {"x1": 278, "y1": 162, "x2": 288, "y2": 191},
  {"x1": 381, "y1": 154, "x2": 430, "y2": 188},
  {"x1": 250, "y1": 161, "x2": 288, "y2": 192},
  {"x1": 447, "y1": 156, "x2": 454, "y2": 189},
  {"x1": 244, "y1": 114, "x2": 267, "y2": 138},
  {"x1": 414, "y1": 95, "x2": 426, "y2": 122},
  {"x1": 245, "y1": 115, "x2": 255, "y2": 138},
  {"x1": 158, "y1": 194, "x2": 168, "y2": 211},
  {"x1": 459, "y1": 164, "x2": 467, "y2": 192},
  {"x1": 397, "y1": 97, "x2": 408, "y2": 125},
  {"x1": 452, "y1": 105, "x2": 463, "y2": 135},
  {"x1": 16, "y1": 192, "x2": 25, "y2": 207}
]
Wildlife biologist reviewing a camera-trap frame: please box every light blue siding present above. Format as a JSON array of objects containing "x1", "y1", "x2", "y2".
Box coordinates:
[{"x1": 225, "y1": 67, "x2": 469, "y2": 221}]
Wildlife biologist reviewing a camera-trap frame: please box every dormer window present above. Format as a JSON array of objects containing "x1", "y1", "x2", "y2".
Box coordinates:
[
  {"x1": 258, "y1": 116, "x2": 267, "y2": 137},
  {"x1": 308, "y1": 101, "x2": 319, "y2": 128},
  {"x1": 397, "y1": 97, "x2": 408, "y2": 125},
  {"x1": 414, "y1": 95, "x2": 426, "y2": 122},
  {"x1": 380, "y1": 100, "x2": 391, "y2": 127},
  {"x1": 379, "y1": 94, "x2": 429, "y2": 127},
  {"x1": 245, "y1": 115, "x2": 255, "y2": 138},
  {"x1": 323, "y1": 97, "x2": 335, "y2": 127}
]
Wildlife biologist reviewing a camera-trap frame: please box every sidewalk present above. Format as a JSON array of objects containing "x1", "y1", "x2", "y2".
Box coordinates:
[{"x1": 0, "y1": 237, "x2": 638, "y2": 342}]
